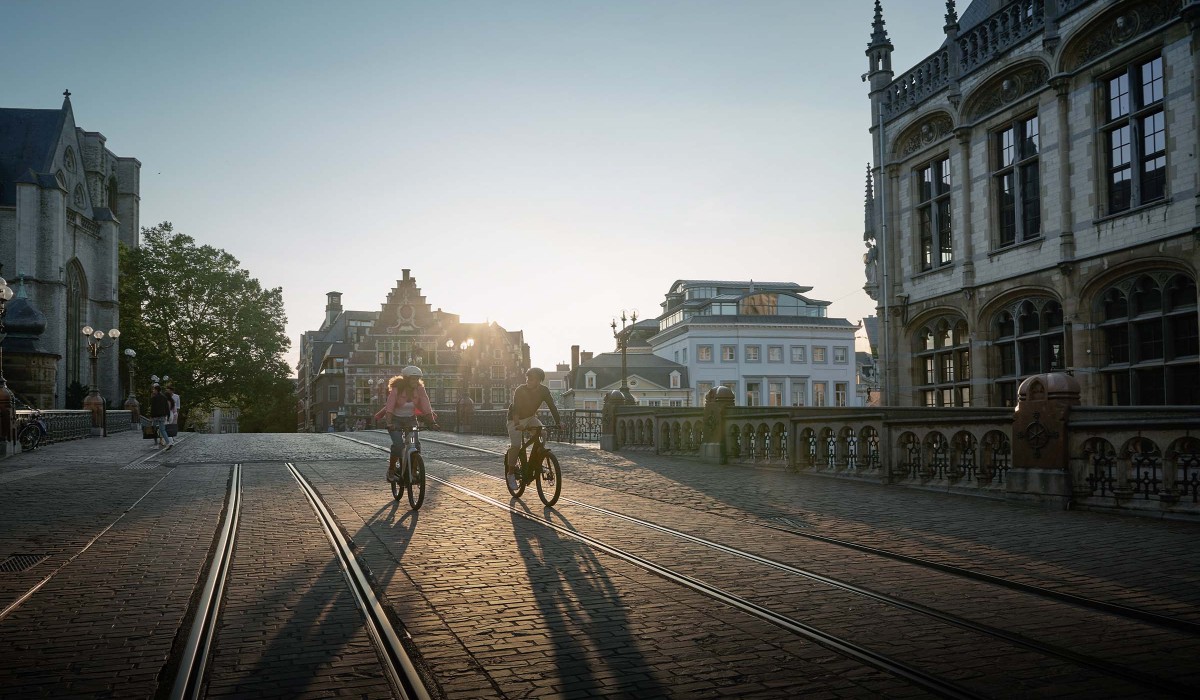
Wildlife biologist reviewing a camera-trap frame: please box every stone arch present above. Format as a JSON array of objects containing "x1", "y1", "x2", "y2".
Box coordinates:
[
  {"x1": 840, "y1": 426, "x2": 858, "y2": 468},
  {"x1": 924, "y1": 431, "x2": 949, "y2": 479},
  {"x1": 1082, "y1": 437, "x2": 1118, "y2": 495},
  {"x1": 961, "y1": 59, "x2": 1051, "y2": 124},
  {"x1": 771, "y1": 422, "x2": 788, "y2": 460},
  {"x1": 1121, "y1": 436, "x2": 1163, "y2": 499},
  {"x1": 660, "y1": 422, "x2": 671, "y2": 450},
  {"x1": 898, "y1": 431, "x2": 921, "y2": 479},
  {"x1": 1078, "y1": 259, "x2": 1194, "y2": 310},
  {"x1": 891, "y1": 110, "x2": 956, "y2": 161},
  {"x1": 798, "y1": 427, "x2": 817, "y2": 468},
  {"x1": 1059, "y1": 0, "x2": 1177, "y2": 74},
  {"x1": 980, "y1": 430, "x2": 1011, "y2": 483},
  {"x1": 950, "y1": 430, "x2": 977, "y2": 480},
  {"x1": 860, "y1": 426, "x2": 881, "y2": 469}
]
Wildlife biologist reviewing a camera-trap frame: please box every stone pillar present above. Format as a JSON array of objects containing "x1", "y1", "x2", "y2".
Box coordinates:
[
  {"x1": 1008, "y1": 373, "x2": 1080, "y2": 508},
  {"x1": 600, "y1": 389, "x2": 628, "y2": 452},
  {"x1": 699, "y1": 386, "x2": 735, "y2": 464}
]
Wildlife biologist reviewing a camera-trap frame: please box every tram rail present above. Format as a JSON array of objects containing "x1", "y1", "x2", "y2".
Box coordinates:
[{"x1": 337, "y1": 432, "x2": 1199, "y2": 697}]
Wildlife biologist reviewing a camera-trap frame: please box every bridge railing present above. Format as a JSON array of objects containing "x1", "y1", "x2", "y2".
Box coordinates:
[{"x1": 437, "y1": 408, "x2": 603, "y2": 445}]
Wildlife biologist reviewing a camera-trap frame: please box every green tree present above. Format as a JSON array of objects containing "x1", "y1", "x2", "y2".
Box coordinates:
[{"x1": 119, "y1": 222, "x2": 294, "y2": 431}]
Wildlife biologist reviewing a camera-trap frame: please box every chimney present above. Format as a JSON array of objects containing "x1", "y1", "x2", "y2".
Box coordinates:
[
  {"x1": 556, "y1": 362, "x2": 570, "y2": 372},
  {"x1": 402, "y1": 268, "x2": 410, "y2": 282},
  {"x1": 325, "y1": 291, "x2": 342, "y2": 327},
  {"x1": 571, "y1": 345, "x2": 580, "y2": 370},
  {"x1": 580, "y1": 351, "x2": 593, "y2": 364}
]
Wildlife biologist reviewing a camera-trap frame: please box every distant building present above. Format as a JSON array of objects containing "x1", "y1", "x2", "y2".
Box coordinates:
[
  {"x1": 0, "y1": 93, "x2": 141, "y2": 407},
  {"x1": 563, "y1": 339, "x2": 690, "y2": 410},
  {"x1": 545, "y1": 362, "x2": 570, "y2": 407},
  {"x1": 648, "y1": 279, "x2": 860, "y2": 407},
  {"x1": 297, "y1": 270, "x2": 530, "y2": 432},
  {"x1": 864, "y1": 0, "x2": 1198, "y2": 407}
]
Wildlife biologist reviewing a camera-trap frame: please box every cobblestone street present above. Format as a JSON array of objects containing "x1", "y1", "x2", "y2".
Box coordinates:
[{"x1": 1, "y1": 430, "x2": 1197, "y2": 699}]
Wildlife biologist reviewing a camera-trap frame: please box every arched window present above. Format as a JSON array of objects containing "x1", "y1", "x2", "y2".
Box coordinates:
[
  {"x1": 65, "y1": 261, "x2": 87, "y2": 385},
  {"x1": 914, "y1": 315, "x2": 970, "y2": 406},
  {"x1": 1098, "y1": 273, "x2": 1198, "y2": 405},
  {"x1": 993, "y1": 297, "x2": 1064, "y2": 406}
]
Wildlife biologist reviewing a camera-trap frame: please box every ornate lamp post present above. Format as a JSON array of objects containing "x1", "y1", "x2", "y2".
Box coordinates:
[
  {"x1": 0, "y1": 276, "x2": 15, "y2": 447},
  {"x1": 610, "y1": 309, "x2": 637, "y2": 403},
  {"x1": 446, "y1": 337, "x2": 475, "y2": 431},
  {"x1": 123, "y1": 348, "x2": 140, "y2": 422},
  {"x1": 82, "y1": 324, "x2": 120, "y2": 436}
]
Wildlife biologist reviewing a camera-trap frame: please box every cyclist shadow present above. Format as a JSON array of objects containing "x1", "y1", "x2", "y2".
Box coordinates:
[{"x1": 509, "y1": 501, "x2": 667, "y2": 696}]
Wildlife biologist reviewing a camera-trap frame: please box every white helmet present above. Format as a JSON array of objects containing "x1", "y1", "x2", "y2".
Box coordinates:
[{"x1": 401, "y1": 365, "x2": 424, "y2": 378}]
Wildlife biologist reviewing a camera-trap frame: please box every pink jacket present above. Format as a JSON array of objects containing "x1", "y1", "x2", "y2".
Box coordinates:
[{"x1": 374, "y1": 385, "x2": 434, "y2": 421}]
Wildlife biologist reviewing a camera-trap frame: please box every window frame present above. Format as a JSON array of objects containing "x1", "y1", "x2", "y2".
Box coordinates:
[
  {"x1": 992, "y1": 113, "x2": 1041, "y2": 247},
  {"x1": 915, "y1": 155, "x2": 953, "y2": 271},
  {"x1": 767, "y1": 345, "x2": 784, "y2": 363},
  {"x1": 1102, "y1": 54, "x2": 1166, "y2": 215},
  {"x1": 745, "y1": 345, "x2": 761, "y2": 362},
  {"x1": 720, "y1": 345, "x2": 736, "y2": 362},
  {"x1": 790, "y1": 345, "x2": 807, "y2": 363},
  {"x1": 697, "y1": 344, "x2": 713, "y2": 362}
]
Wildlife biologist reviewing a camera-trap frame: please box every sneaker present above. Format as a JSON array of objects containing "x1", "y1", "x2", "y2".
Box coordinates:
[{"x1": 165, "y1": 443, "x2": 174, "y2": 451}]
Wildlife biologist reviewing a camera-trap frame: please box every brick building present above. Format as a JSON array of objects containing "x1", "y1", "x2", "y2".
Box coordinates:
[{"x1": 297, "y1": 270, "x2": 529, "y2": 431}]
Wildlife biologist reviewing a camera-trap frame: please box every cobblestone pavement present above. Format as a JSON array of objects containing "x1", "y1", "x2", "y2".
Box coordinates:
[{"x1": 0, "y1": 430, "x2": 1197, "y2": 699}]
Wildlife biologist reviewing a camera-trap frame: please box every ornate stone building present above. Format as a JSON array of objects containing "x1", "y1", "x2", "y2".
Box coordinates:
[
  {"x1": 864, "y1": 0, "x2": 1199, "y2": 407},
  {"x1": 297, "y1": 270, "x2": 530, "y2": 431},
  {"x1": 0, "y1": 93, "x2": 140, "y2": 407}
]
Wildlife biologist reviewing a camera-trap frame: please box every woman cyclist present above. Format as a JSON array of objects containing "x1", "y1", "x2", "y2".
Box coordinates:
[{"x1": 373, "y1": 365, "x2": 437, "y2": 482}]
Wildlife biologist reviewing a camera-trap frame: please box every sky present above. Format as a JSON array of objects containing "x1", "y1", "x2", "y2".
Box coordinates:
[{"x1": 4, "y1": 0, "x2": 949, "y2": 374}]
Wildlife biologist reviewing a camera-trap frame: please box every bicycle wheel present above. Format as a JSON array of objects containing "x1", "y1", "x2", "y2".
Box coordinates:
[
  {"x1": 390, "y1": 459, "x2": 403, "y2": 501},
  {"x1": 504, "y1": 448, "x2": 525, "y2": 498},
  {"x1": 407, "y1": 453, "x2": 426, "y2": 510},
  {"x1": 535, "y1": 451, "x2": 562, "y2": 507},
  {"x1": 18, "y1": 425, "x2": 39, "y2": 451}
]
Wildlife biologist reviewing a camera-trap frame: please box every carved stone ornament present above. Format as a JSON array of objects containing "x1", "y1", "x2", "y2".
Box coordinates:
[
  {"x1": 895, "y1": 113, "x2": 954, "y2": 158},
  {"x1": 1063, "y1": 0, "x2": 1176, "y2": 73},
  {"x1": 963, "y1": 63, "x2": 1050, "y2": 122},
  {"x1": 73, "y1": 184, "x2": 85, "y2": 207}
]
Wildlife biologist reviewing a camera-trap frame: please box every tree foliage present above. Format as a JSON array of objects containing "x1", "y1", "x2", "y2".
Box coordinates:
[{"x1": 119, "y1": 223, "x2": 293, "y2": 431}]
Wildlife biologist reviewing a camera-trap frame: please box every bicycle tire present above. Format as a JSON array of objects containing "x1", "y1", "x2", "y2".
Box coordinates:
[
  {"x1": 504, "y1": 448, "x2": 525, "y2": 498},
  {"x1": 18, "y1": 425, "x2": 40, "y2": 451},
  {"x1": 390, "y1": 458, "x2": 403, "y2": 501},
  {"x1": 407, "y1": 453, "x2": 426, "y2": 510},
  {"x1": 535, "y1": 451, "x2": 562, "y2": 507}
]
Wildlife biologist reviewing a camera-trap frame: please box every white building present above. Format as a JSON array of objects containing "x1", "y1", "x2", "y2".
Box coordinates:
[
  {"x1": 648, "y1": 280, "x2": 860, "y2": 407},
  {"x1": 563, "y1": 333, "x2": 691, "y2": 410}
]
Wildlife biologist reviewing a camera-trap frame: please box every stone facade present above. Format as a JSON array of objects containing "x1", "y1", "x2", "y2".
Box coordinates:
[
  {"x1": 0, "y1": 94, "x2": 140, "y2": 408},
  {"x1": 865, "y1": 0, "x2": 1199, "y2": 408}
]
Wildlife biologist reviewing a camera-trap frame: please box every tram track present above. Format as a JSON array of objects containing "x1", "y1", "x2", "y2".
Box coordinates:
[
  {"x1": 338, "y1": 432, "x2": 1198, "y2": 697},
  {"x1": 418, "y1": 434, "x2": 1200, "y2": 637},
  {"x1": 166, "y1": 462, "x2": 433, "y2": 700}
]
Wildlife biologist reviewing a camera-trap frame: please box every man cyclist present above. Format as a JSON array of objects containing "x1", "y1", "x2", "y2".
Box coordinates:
[{"x1": 507, "y1": 367, "x2": 561, "y2": 468}]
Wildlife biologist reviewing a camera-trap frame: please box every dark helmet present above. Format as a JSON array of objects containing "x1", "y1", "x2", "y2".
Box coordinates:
[{"x1": 526, "y1": 367, "x2": 546, "y2": 381}]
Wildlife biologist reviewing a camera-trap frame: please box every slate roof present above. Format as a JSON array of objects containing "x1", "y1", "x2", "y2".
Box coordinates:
[
  {"x1": 0, "y1": 107, "x2": 66, "y2": 206},
  {"x1": 569, "y1": 352, "x2": 688, "y2": 391}
]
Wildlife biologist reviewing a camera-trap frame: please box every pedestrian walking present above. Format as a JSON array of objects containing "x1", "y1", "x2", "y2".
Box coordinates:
[{"x1": 149, "y1": 384, "x2": 174, "y2": 450}]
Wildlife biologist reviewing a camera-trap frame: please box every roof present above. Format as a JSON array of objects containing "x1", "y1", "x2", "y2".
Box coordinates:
[
  {"x1": 958, "y1": 0, "x2": 1004, "y2": 33},
  {"x1": 668, "y1": 279, "x2": 813, "y2": 294},
  {"x1": 0, "y1": 107, "x2": 67, "y2": 206},
  {"x1": 570, "y1": 352, "x2": 688, "y2": 391}
]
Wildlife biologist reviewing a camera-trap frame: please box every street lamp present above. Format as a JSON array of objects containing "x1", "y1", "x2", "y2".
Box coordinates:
[
  {"x1": 82, "y1": 324, "x2": 120, "y2": 435},
  {"x1": 446, "y1": 337, "x2": 475, "y2": 431},
  {"x1": 0, "y1": 277, "x2": 15, "y2": 444},
  {"x1": 123, "y1": 348, "x2": 140, "y2": 422},
  {"x1": 611, "y1": 309, "x2": 637, "y2": 403}
]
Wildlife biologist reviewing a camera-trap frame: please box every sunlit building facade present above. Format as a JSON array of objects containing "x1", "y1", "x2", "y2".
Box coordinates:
[{"x1": 649, "y1": 280, "x2": 860, "y2": 407}]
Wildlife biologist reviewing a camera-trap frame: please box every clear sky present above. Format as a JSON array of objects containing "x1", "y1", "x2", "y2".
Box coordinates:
[{"x1": 4, "y1": 0, "x2": 949, "y2": 374}]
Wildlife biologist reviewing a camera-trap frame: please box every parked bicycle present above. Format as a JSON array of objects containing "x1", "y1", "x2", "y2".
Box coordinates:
[
  {"x1": 504, "y1": 426, "x2": 562, "y2": 507},
  {"x1": 17, "y1": 409, "x2": 49, "y2": 451},
  {"x1": 390, "y1": 423, "x2": 428, "y2": 510}
]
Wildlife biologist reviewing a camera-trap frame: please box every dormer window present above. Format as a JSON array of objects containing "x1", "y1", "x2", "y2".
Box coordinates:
[
  {"x1": 585, "y1": 372, "x2": 596, "y2": 389},
  {"x1": 669, "y1": 371, "x2": 681, "y2": 389}
]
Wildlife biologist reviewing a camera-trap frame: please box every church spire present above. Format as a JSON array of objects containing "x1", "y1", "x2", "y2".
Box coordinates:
[
  {"x1": 868, "y1": 0, "x2": 891, "y2": 49},
  {"x1": 62, "y1": 89, "x2": 72, "y2": 110},
  {"x1": 865, "y1": 163, "x2": 874, "y2": 202}
]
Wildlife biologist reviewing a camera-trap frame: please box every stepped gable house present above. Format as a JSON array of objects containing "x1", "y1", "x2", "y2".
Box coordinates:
[
  {"x1": 0, "y1": 92, "x2": 140, "y2": 407},
  {"x1": 863, "y1": 0, "x2": 1199, "y2": 407},
  {"x1": 298, "y1": 270, "x2": 529, "y2": 432}
]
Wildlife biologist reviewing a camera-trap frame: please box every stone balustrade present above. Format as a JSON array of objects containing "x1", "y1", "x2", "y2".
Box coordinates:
[
  {"x1": 880, "y1": 48, "x2": 952, "y2": 120},
  {"x1": 957, "y1": 0, "x2": 1046, "y2": 77}
]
